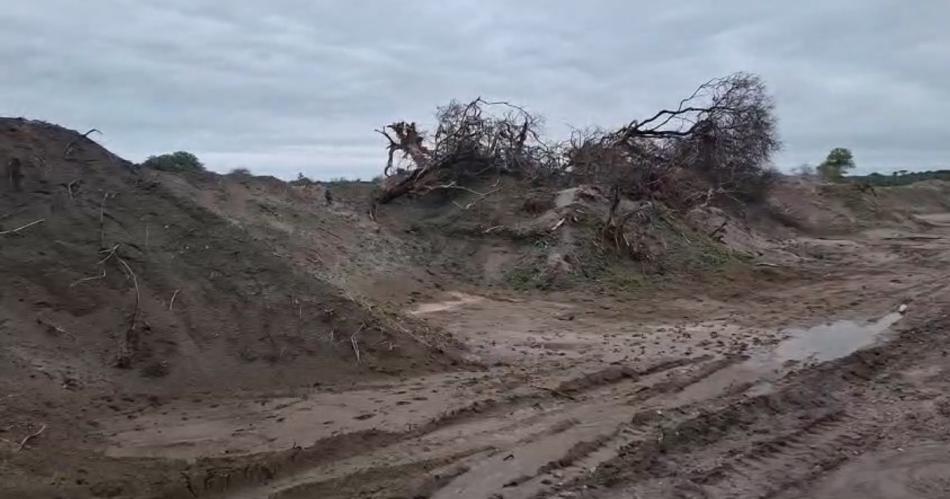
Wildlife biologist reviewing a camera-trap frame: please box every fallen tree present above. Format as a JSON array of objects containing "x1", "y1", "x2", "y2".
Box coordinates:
[
  {"x1": 374, "y1": 98, "x2": 559, "y2": 205},
  {"x1": 374, "y1": 73, "x2": 780, "y2": 211},
  {"x1": 571, "y1": 72, "x2": 780, "y2": 205}
]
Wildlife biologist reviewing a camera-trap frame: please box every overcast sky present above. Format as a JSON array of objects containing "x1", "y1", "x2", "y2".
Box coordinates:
[{"x1": 2, "y1": 1, "x2": 948, "y2": 179}]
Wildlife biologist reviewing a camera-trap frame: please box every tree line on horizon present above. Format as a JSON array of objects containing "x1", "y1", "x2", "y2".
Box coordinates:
[
  {"x1": 795, "y1": 147, "x2": 948, "y2": 186},
  {"x1": 139, "y1": 146, "x2": 946, "y2": 189}
]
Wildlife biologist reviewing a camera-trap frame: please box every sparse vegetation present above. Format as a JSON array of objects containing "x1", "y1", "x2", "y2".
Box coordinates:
[{"x1": 141, "y1": 151, "x2": 205, "y2": 173}]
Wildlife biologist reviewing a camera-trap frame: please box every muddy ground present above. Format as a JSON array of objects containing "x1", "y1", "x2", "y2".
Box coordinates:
[
  {"x1": 234, "y1": 217, "x2": 950, "y2": 499},
  {"x1": 14, "y1": 215, "x2": 950, "y2": 498}
]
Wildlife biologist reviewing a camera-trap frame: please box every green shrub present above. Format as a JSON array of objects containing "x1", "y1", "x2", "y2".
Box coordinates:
[
  {"x1": 142, "y1": 151, "x2": 205, "y2": 173},
  {"x1": 817, "y1": 147, "x2": 856, "y2": 181}
]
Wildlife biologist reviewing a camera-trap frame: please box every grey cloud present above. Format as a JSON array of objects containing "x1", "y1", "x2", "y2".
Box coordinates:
[{"x1": 1, "y1": 0, "x2": 947, "y2": 179}]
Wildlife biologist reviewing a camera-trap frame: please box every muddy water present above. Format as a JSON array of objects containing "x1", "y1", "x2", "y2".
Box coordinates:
[
  {"x1": 675, "y1": 312, "x2": 903, "y2": 403},
  {"x1": 774, "y1": 312, "x2": 903, "y2": 364}
]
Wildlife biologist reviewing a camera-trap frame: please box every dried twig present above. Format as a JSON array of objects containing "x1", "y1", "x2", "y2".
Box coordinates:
[
  {"x1": 16, "y1": 424, "x2": 47, "y2": 452},
  {"x1": 115, "y1": 257, "x2": 140, "y2": 368},
  {"x1": 350, "y1": 323, "x2": 365, "y2": 364},
  {"x1": 439, "y1": 178, "x2": 502, "y2": 210},
  {"x1": 97, "y1": 244, "x2": 119, "y2": 264},
  {"x1": 36, "y1": 317, "x2": 76, "y2": 340},
  {"x1": 63, "y1": 128, "x2": 101, "y2": 159},
  {"x1": 69, "y1": 268, "x2": 106, "y2": 288},
  {"x1": 0, "y1": 218, "x2": 45, "y2": 236},
  {"x1": 168, "y1": 289, "x2": 180, "y2": 311},
  {"x1": 429, "y1": 178, "x2": 501, "y2": 197}
]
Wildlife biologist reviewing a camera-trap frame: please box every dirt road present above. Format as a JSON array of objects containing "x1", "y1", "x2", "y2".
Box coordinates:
[{"x1": 89, "y1": 215, "x2": 950, "y2": 499}]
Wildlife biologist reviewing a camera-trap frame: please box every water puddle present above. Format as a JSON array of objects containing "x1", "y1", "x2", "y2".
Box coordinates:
[
  {"x1": 772, "y1": 312, "x2": 902, "y2": 364},
  {"x1": 675, "y1": 312, "x2": 903, "y2": 402}
]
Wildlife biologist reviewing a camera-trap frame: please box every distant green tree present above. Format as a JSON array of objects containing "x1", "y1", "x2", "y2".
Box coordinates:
[
  {"x1": 229, "y1": 167, "x2": 252, "y2": 176},
  {"x1": 142, "y1": 151, "x2": 205, "y2": 173},
  {"x1": 817, "y1": 147, "x2": 856, "y2": 181}
]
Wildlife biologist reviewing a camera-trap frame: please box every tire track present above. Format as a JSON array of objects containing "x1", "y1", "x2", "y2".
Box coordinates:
[
  {"x1": 555, "y1": 318, "x2": 950, "y2": 498},
  {"x1": 692, "y1": 410, "x2": 884, "y2": 498},
  {"x1": 164, "y1": 357, "x2": 715, "y2": 498}
]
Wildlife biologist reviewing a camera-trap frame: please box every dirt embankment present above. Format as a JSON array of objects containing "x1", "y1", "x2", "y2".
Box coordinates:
[{"x1": 0, "y1": 119, "x2": 458, "y2": 498}]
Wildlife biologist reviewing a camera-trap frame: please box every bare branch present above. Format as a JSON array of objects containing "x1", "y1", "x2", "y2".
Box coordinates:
[
  {"x1": 16, "y1": 424, "x2": 46, "y2": 452},
  {"x1": 373, "y1": 73, "x2": 779, "y2": 210},
  {"x1": 69, "y1": 268, "x2": 107, "y2": 288},
  {"x1": 115, "y1": 257, "x2": 140, "y2": 368},
  {"x1": 98, "y1": 244, "x2": 119, "y2": 264},
  {"x1": 0, "y1": 218, "x2": 45, "y2": 236},
  {"x1": 168, "y1": 289, "x2": 180, "y2": 311},
  {"x1": 63, "y1": 128, "x2": 102, "y2": 159},
  {"x1": 374, "y1": 98, "x2": 554, "y2": 205},
  {"x1": 36, "y1": 317, "x2": 76, "y2": 340},
  {"x1": 350, "y1": 323, "x2": 365, "y2": 364}
]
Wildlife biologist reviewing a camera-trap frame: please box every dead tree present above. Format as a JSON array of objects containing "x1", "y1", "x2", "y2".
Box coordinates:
[
  {"x1": 375, "y1": 122, "x2": 435, "y2": 204},
  {"x1": 571, "y1": 73, "x2": 780, "y2": 205},
  {"x1": 373, "y1": 73, "x2": 779, "y2": 210},
  {"x1": 374, "y1": 99, "x2": 557, "y2": 205}
]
